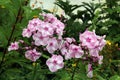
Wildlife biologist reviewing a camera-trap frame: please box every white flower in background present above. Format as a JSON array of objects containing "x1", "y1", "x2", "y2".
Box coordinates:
[{"x1": 30, "y1": 0, "x2": 42, "y2": 10}]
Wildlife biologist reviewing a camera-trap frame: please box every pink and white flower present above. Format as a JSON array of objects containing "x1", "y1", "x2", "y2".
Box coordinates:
[
  {"x1": 46, "y1": 38, "x2": 59, "y2": 53},
  {"x1": 25, "y1": 49, "x2": 41, "y2": 62},
  {"x1": 89, "y1": 48, "x2": 99, "y2": 57},
  {"x1": 46, "y1": 55, "x2": 64, "y2": 72},
  {"x1": 33, "y1": 32, "x2": 49, "y2": 46},
  {"x1": 27, "y1": 18, "x2": 42, "y2": 32},
  {"x1": 40, "y1": 22, "x2": 54, "y2": 36},
  {"x1": 97, "y1": 35, "x2": 106, "y2": 51},
  {"x1": 98, "y1": 55, "x2": 103, "y2": 64},
  {"x1": 87, "y1": 63, "x2": 93, "y2": 78},
  {"x1": 8, "y1": 42, "x2": 19, "y2": 51},
  {"x1": 68, "y1": 44, "x2": 84, "y2": 59},
  {"x1": 65, "y1": 37, "x2": 76, "y2": 44},
  {"x1": 79, "y1": 30, "x2": 99, "y2": 49},
  {"x1": 41, "y1": 13, "x2": 65, "y2": 36},
  {"x1": 52, "y1": 20, "x2": 65, "y2": 36},
  {"x1": 41, "y1": 13, "x2": 57, "y2": 23},
  {"x1": 22, "y1": 28, "x2": 32, "y2": 38},
  {"x1": 60, "y1": 43, "x2": 84, "y2": 60}
]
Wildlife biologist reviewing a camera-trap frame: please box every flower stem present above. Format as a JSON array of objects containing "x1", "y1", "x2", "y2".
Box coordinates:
[
  {"x1": 71, "y1": 59, "x2": 79, "y2": 80},
  {"x1": 0, "y1": 7, "x2": 21, "y2": 69},
  {"x1": 32, "y1": 62, "x2": 37, "y2": 80}
]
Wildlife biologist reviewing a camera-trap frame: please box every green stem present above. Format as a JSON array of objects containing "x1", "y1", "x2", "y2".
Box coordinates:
[
  {"x1": 71, "y1": 66, "x2": 77, "y2": 80},
  {"x1": 71, "y1": 59, "x2": 79, "y2": 80},
  {"x1": 0, "y1": 6, "x2": 21, "y2": 69},
  {"x1": 111, "y1": 60, "x2": 120, "y2": 63},
  {"x1": 0, "y1": 0, "x2": 28, "y2": 74},
  {"x1": 32, "y1": 62, "x2": 37, "y2": 80}
]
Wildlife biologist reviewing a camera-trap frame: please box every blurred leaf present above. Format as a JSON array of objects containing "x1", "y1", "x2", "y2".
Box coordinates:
[
  {"x1": 109, "y1": 75, "x2": 120, "y2": 80},
  {"x1": 0, "y1": 27, "x2": 8, "y2": 47},
  {"x1": 23, "y1": 6, "x2": 41, "y2": 20}
]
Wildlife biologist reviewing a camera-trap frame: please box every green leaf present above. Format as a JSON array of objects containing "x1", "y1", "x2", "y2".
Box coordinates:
[
  {"x1": 23, "y1": 6, "x2": 41, "y2": 20},
  {"x1": 96, "y1": 75, "x2": 105, "y2": 80},
  {"x1": 109, "y1": 75, "x2": 120, "y2": 80},
  {"x1": 0, "y1": 27, "x2": 8, "y2": 47}
]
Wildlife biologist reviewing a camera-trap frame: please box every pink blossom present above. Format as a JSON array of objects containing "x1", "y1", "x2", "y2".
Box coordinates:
[
  {"x1": 79, "y1": 30, "x2": 99, "y2": 49},
  {"x1": 98, "y1": 55, "x2": 103, "y2": 64},
  {"x1": 40, "y1": 22, "x2": 54, "y2": 36},
  {"x1": 41, "y1": 13, "x2": 57, "y2": 23},
  {"x1": 60, "y1": 38, "x2": 77, "y2": 60},
  {"x1": 87, "y1": 63, "x2": 93, "y2": 78},
  {"x1": 61, "y1": 37, "x2": 75, "y2": 49},
  {"x1": 27, "y1": 18, "x2": 42, "y2": 32},
  {"x1": 40, "y1": 13, "x2": 65, "y2": 37},
  {"x1": 89, "y1": 48, "x2": 99, "y2": 57},
  {"x1": 80, "y1": 30, "x2": 106, "y2": 64},
  {"x1": 46, "y1": 55, "x2": 64, "y2": 72},
  {"x1": 46, "y1": 38, "x2": 59, "y2": 53},
  {"x1": 52, "y1": 20, "x2": 65, "y2": 36},
  {"x1": 57, "y1": 38, "x2": 64, "y2": 49},
  {"x1": 22, "y1": 28, "x2": 32, "y2": 38},
  {"x1": 8, "y1": 42, "x2": 19, "y2": 51},
  {"x1": 60, "y1": 43, "x2": 84, "y2": 60},
  {"x1": 32, "y1": 32, "x2": 49, "y2": 46},
  {"x1": 65, "y1": 37, "x2": 76, "y2": 43},
  {"x1": 25, "y1": 49, "x2": 41, "y2": 62},
  {"x1": 80, "y1": 30, "x2": 106, "y2": 50},
  {"x1": 97, "y1": 35, "x2": 106, "y2": 51},
  {"x1": 68, "y1": 44, "x2": 84, "y2": 59},
  {"x1": 60, "y1": 47, "x2": 68, "y2": 56},
  {"x1": 60, "y1": 47, "x2": 72, "y2": 60},
  {"x1": 19, "y1": 40, "x2": 24, "y2": 43}
]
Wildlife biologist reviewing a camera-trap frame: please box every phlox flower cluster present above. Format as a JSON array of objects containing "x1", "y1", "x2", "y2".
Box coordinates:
[
  {"x1": 8, "y1": 13, "x2": 106, "y2": 78},
  {"x1": 79, "y1": 30, "x2": 106, "y2": 64}
]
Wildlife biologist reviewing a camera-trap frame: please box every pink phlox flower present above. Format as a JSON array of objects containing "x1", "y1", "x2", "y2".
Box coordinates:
[
  {"x1": 65, "y1": 37, "x2": 76, "y2": 44},
  {"x1": 8, "y1": 42, "x2": 19, "y2": 51},
  {"x1": 40, "y1": 13, "x2": 65, "y2": 36},
  {"x1": 46, "y1": 38, "x2": 59, "y2": 53},
  {"x1": 32, "y1": 32, "x2": 49, "y2": 46},
  {"x1": 60, "y1": 47, "x2": 68, "y2": 55},
  {"x1": 60, "y1": 45, "x2": 70, "y2": 60},
  {"x1": 87, "y1": 63, "x2": 93, "y2": 78},
  {"x1": 98, "y1": 55, "x2": 103, "y2": 64},
  {"x1": 41, "y1": 13, "x2": 57, "y2": 23},
  {"x1": 61, "y1": 37, "x2": 75, "y2": 49},
  {"x1": 46, "y1": 55, "x2": 64, "y2": 72},
  {"x1": 89, "y1": 48, "x2": 99, "y2": 57},
  {"x1": 40, "y1": 22, "x2": 54, "y2": 36},
  {"x1": 89, "y1": 52, "x2": 103, "y2": 64},
  {"x1": 57, "y1": 38, "x2": 64, "y2": 49},
  {"x1": 18, "y1": 40, "x2": 24, "y2": 43},
  {"x1": 60, "y1": 38, "x2": 73, "y2": 59},
  {"x1": 22, "y1": 28, "x2": 32, "y2": 38},
  {"x1": 25, "y1": 49, "x2": 41, "y2": 62},
  {"x1": 79, "y1": 30, "x2": 99, "y2": 49},
  {"x1": 97, "y1": 35, "x2": 106, "y2": 51},
  {"x1": 27, "y1": 18, "x2": 42, "y2": 32},
  {"x1": 52, "y1": 20, "x2": 65, "y2": 36},
  {"x1": 68, "y1": 44, "x2": 84, "y2": 59}
]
